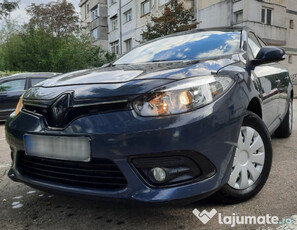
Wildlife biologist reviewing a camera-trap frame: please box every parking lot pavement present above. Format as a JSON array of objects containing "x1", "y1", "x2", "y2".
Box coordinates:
[{"x1": 0, "y1": 102, "x2": 297, "y2": 230}]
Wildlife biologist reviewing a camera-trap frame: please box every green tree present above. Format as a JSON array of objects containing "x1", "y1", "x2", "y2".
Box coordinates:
[
  {"x1": 0, "y1": 0, "x2": 18, "y2": 19},
  {"x1": 1, "y1": 29, "x2": 114, "y2": 73},
  {"x1": 27, "y1": 0, "x2": 79, "y2": 37},
  {"x1": 143, "y1": 0, "x2": 197, "y2": 41}
]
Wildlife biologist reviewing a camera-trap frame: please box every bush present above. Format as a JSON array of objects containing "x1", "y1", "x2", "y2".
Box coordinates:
[
  {"x1": 0, "y1": 71, "x2": 23, "y2": 78},
  {"x1": 0, "y1": 29, "x2": 115, "y2": 73}
]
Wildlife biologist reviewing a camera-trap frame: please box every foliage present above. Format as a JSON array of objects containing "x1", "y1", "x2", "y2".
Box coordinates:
[
  {"x1": 0, "y1": 18, "x2": 22, "y2": 44},
  {"x1": 26, "y1": 0, "x2": 79, "y2": 37},
  {"x1": 0, "y1": 29, "x2": 115, "y2": 73},
  {"x1": 0, "y1": 0, "x2": 18, "y2": 19},
  {"x1": 143, "y1": 0, "x2": 198, "y2": 41},
  {"x1": 0, "y1": 70, "x2": 22, "y2": 78},
  {"x1": 0, "y1": 1, "x2": 114, "y2": 73}
]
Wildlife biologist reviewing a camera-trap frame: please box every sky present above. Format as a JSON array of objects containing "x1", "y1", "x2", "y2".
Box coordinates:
[{"x1": 9, "y1": 0, "x2": 81, "y2": 23}]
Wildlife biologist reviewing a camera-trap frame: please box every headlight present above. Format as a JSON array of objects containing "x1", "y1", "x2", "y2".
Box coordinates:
[
  {"x1": 133, "y1": 75, "x2": 234, "y2": 116},
  {"x1": 15, "y1": 96, "x2": 23, "y2": 116}
]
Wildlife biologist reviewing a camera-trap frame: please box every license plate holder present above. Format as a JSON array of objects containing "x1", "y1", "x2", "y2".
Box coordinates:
[{"x1": 24, "y1": 134, "x2": 91, "y2": 162}]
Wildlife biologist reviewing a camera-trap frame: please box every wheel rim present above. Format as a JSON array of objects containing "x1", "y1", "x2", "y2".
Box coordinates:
[
  {"x1": 228, "y1": 126, "x2": 265, "y2": 190},
  {"x1": 289, "y1": 101, "x2": 293, "y2": 133}
]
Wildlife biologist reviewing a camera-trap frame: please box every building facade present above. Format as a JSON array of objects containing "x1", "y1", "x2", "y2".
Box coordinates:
[
  {"x1": 79, "y1": 0, "x2": 109, "y2": 50},
  {"x1": 107, "y1": 0, "x2": 195, "y2": 55},
  {"x1": 197, "y1": 0, "x2": 297, "y2": 76},
  {"x1": 79, "y1": 0, "x2": 297, "y2": 77}
]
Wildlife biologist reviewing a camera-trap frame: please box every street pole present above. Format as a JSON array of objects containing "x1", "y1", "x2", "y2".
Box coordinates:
[
  {"x1": 119, "y1": 0, "x2": 123, "y2": 55},
  {"x1": 196, "y1": 0, "x2": 199, "y2": 28}
]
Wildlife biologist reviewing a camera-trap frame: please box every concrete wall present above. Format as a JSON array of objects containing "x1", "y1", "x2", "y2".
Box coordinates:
[
  {"x1": 80, "y1": 0, "x2": 108, "y2": 51},
  {"x1": 198, "y1": 0, "x2": 232, "y2": 28},
  {"x1": 107, "y1": 0, "x2": 195, "y2": 54},
  {"x1": 284, "y1": 0, "x2": 297, "y2": 79},
  {"x1": 197, "y1": 0, "x2": 297, "y2": 79}
]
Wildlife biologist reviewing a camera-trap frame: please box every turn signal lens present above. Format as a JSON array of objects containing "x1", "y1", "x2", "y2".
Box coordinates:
[{"x1": 15, "y1": 97, "x2": 23, "y2": 116}]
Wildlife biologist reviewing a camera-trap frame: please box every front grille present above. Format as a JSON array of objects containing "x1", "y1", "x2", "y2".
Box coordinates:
[
  {"x1": 23, "y1": 100, "x2": 130, "y2": 128},
  {"x1": 17, "y1": 152, "x2": 127, "y2": 190}
]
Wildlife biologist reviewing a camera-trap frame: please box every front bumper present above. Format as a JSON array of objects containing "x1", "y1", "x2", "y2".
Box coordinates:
[{"x1": 5, "y1": 85, "x2": 246, "y2": 203}]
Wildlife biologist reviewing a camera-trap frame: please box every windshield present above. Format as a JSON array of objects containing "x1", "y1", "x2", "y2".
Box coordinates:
[{"x1": 114, "y1": 31, "x2": 241, "y2": 65}]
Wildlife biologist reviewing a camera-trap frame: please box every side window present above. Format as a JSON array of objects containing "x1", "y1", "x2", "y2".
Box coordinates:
[
  {"x1": 248, "y1": 33, "x2": 262, "y2": 58},
  {"x1": 0, "y1": 79, "x2": 26, "y2": 92},
  {"x1": 31, "y1": 78, "x2": 45, "y2": 86}
]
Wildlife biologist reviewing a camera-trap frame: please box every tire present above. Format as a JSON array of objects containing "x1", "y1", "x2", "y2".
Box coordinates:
[
  {"x1": 213, "y1": 111, "x2": 272, "y2": 204},
  {"x1": 274, "y1": 99, "x2": 293, "y2": 138}
]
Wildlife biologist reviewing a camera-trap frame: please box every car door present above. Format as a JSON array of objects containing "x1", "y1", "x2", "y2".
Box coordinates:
[
  {"x1": 247, "y1": 32, "x2": 280, "y2": 130},
  {"x1": 257, "y1": 35, "x2": 290, "y2": 120},
  {"x1": 276, "y1": 67, "x2": 290, "y2": 119},
  {"x1": 0, "y1": 78, "x2": 27, "y2": 120}
]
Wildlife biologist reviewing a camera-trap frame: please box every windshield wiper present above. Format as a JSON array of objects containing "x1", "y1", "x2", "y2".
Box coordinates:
[{"x1": 151, "y1": 59, "x2": 201, "y2": 64}]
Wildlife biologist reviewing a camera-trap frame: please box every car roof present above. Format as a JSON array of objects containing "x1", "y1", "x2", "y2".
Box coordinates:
[{"x1": 0, "y1": 72, "x2": 60, "y2": 81}]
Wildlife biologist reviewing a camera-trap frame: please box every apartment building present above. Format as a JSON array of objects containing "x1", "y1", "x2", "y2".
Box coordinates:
[
  {"x1": 79, "y1": 0, "x2": 109, "y2": 50},
  {"x1": 107, "y1": 0, "x2": 195, "y2": 55},
  {"x1": 79, "y1": 0, "x2": 297, "y2": 77},
  {"x1": 197, "y1": 0, "x2": 297, "y2": 76}
]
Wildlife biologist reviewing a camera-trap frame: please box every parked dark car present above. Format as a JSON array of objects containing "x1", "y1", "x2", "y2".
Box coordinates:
[
  {"x1": 0, "y1": 73, "x2": 59, "y2": 121},
  {"x1": 5, "y1": 27, "x2": 293, "y2": 204}
]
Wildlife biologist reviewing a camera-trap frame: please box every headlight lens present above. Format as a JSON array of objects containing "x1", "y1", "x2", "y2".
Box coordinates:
[
  {"x1": 133, "y1": 75, "x2": 234, "y2": 116},
  {"x1": 15, "y1": 97, "x2": 23, "y2": 116}
]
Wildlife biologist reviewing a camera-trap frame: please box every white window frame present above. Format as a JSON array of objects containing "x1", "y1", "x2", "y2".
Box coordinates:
[
  {"x1": 234, "y1": 10, "x2": 243, "y2": 24},
  {"x1": 141, "y1": 0, "x2": 151, "y2": 16},
  {"x1": 261, "y1": 7, "x2": 272, "y2": 25},
  {"x1": 124, "y1": 38, "x2": 132, "y2": 52},
  {"x1": 91, "y1": 6, "x2": 98, "y2": 21},
  {"x1": 110, "y1": 41, "x2": 119, "y2": 54},
  {"x1": 123, "y1": 9, "x2": 132, "y2": 23},
  {"x1": 110, "y1": 15, "x2": 118, "y2": 31},
  {"x1": 92, "y1": 28, "x2": 98, "y2": 41}
]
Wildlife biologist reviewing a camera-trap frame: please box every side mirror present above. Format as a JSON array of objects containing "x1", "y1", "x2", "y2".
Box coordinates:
[{"x1": 251, "y1": 46, "x2": 286, "y2": 66}]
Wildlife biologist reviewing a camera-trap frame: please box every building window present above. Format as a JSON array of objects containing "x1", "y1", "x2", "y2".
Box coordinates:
[
  {"x1": 110, "y1": 0, "x2": 117, "y2": 5},
  {"x1": 125, "y1": 39, "x2": 132, "y2": 52},
  {"x1": 289, "y1": 55, "x2": 293, "y2": 64},
  {"x1": 124, "y1": 9, "x2": 132, "y2": 23},
  {"x1": 290, "y1": 19, "x2": 294, "y2": 29},
  {"x1": 234, "y1": 10, "x2": 243, "y2": 24},
  {"x1": 261, "y1": 8, "x2": 272, "y2": 25},
  {"x1": 141, "y1": 0, "x2": 151, "y2": 16},
  {"x1": 159, "y1": 0, "x2": 170, "y2": 6},
  {"x1": 110, "y1": 41, "x2": 119, "y2": 54},
  {"x1": 92, "y1": 28, "x2": 98, "y2": 41},
  {"x1": 110, "y1": 15, "x2": 118, "y2": 31},
  {"x1": 91, "y1": 6, "x2": 98, "y2": 21}
]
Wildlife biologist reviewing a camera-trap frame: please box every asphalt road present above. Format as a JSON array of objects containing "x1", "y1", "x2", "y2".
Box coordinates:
[{"x1": 0, "y1": 103, "x2": 297, "y2": 230}]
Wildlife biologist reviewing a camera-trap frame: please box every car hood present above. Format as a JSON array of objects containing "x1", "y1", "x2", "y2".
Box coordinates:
[{"x1": 23, "y1": 56, "x2": 239, "y2": 103}]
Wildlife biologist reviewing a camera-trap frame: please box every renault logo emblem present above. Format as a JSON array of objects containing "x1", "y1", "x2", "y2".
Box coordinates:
[{"x1": 50, "y1": 93, "x2": 72, "y2": 127}]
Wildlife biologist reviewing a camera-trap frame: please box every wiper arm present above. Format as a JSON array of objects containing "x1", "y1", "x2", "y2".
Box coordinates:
[{"x1": 151, "y1": 59, "x2": 201, "y2": 64}]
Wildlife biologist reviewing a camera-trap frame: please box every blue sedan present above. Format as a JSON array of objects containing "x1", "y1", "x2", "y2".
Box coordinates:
[{"x1": 5, "y1": 27, "x2": 293, "y2": 204}]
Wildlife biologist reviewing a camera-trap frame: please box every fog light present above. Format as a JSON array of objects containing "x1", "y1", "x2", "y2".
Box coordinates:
[{"x1": 151, "y1": 167, "x2": 167, "y2": 183}]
